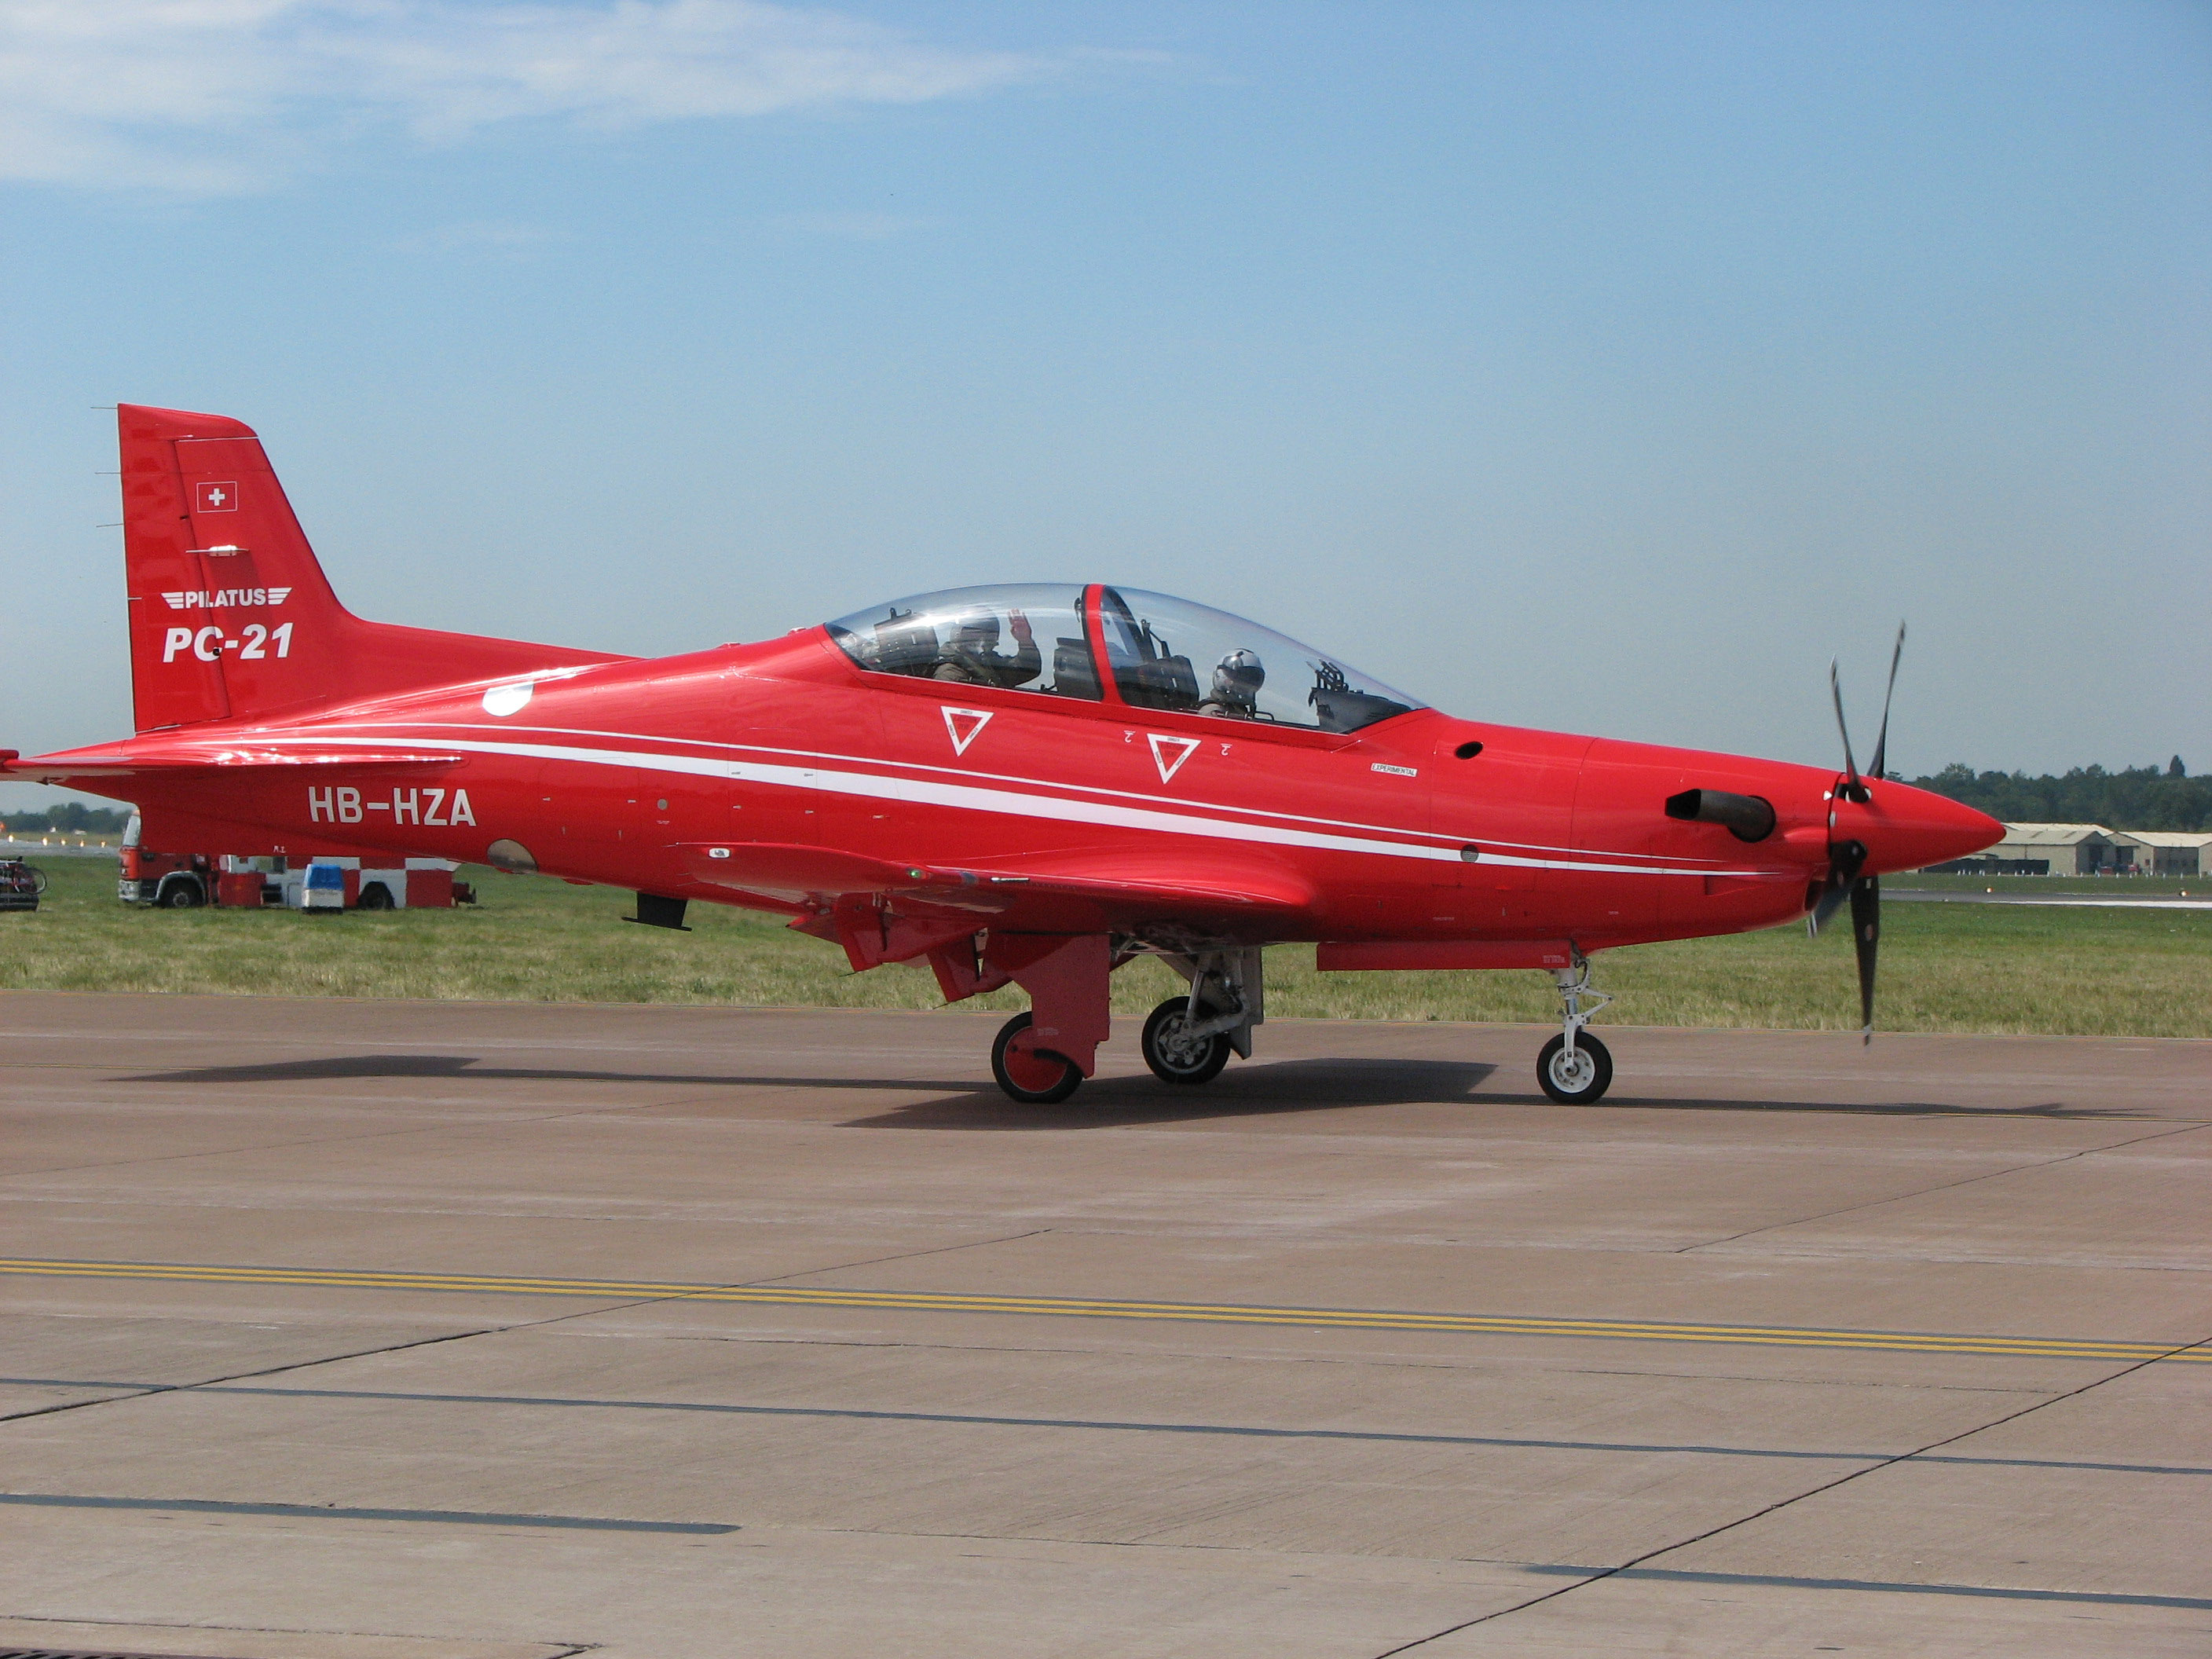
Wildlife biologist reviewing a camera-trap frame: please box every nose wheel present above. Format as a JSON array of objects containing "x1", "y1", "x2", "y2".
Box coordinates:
[
  {"x1": 991, "y1": 1012, "x2": 1083, "y2": 1104},
  {"x1": 1537, "y1": 1031, "x2": 1613, "y2": 1104},
  {"x1": 1539, "y1": 950, "x2": 1614, "y2": 1104}
]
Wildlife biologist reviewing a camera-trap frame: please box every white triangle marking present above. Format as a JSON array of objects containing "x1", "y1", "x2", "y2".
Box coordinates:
[
  {"x1": 1148, "y1": 732, "x2": 1199, "y2": 782},
  {"x1": 943, "y1": 706, "x2": 994, "y2": 756}
]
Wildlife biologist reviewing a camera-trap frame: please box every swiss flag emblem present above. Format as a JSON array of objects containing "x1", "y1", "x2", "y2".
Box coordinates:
[{"x1": 195, "y1": 482, "x2": 240, "y2": 512}]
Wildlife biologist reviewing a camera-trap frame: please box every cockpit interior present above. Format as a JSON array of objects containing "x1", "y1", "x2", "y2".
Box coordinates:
[{"x1": 826, "y1": 584, "x2": 1421, "y2": 734}]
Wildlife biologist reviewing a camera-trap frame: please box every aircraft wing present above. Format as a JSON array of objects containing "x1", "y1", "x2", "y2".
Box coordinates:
[{"x1": 679, "y1": 841, "x2": 1315, "y2": 928}]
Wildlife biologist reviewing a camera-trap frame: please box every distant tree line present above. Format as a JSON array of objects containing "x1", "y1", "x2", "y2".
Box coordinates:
[
  {"x1": 1, "y1": 802, "x2": 130, "y2": 836},
  {"x1": 1910, "y1": 758, "x2": 2207, "y2": 831}
]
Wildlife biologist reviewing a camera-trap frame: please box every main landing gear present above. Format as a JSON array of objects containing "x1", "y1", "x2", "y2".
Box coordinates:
[
  {"x1": 1537, "y1": 950, "x2": 1613, "y2": 1104},
  {"x1": 1141, "y1": 997, "x2": 1232, "y2": 1085},
  {"x1": 987, "y1": 943, "x2": 1262, "y2": 1104},
  {"x1": 1139, "y1": 947, "x2": 1260, "y2": 1088},
  {"x1": 991, "y1": 1011, "x2": 1084, "y2": 1104}
]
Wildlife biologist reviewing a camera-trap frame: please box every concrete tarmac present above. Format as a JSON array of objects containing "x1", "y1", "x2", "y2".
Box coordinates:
[{"x1": 1, "y1": 991, "x2": 2206, "y2": 1658}]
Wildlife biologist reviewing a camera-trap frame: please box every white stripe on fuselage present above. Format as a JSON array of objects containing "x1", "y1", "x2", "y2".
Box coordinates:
[
  {"x1": 247, "y1": 728, "x2": 1788, "y2": 881},
  {"x1": 518, "y1": 724, "x2": 1723, "y2": 867}
]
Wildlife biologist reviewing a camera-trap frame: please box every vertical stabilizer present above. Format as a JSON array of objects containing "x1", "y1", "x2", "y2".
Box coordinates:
[{"x1": 119, "y1": 404, "x2": 621, "y2": 732}]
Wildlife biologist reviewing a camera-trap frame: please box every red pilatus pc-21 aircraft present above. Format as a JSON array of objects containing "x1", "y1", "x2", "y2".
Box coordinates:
[{"x1": 8, "y1": 406, "x2": 2002, "y2": 1104}]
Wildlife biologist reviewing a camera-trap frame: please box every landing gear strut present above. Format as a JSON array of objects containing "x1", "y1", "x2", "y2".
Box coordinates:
[{"x1": 1538, "y1": 950, "x2": 1613, "y2": 1104}]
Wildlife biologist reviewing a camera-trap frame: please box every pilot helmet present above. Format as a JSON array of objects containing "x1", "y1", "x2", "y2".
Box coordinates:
[
  {"x1": 1213, "y1": 648, "x2": 1265, "y2": 701},
  {"x1": 952, "y1": 609, "x2": 1002, "y2": 649}
]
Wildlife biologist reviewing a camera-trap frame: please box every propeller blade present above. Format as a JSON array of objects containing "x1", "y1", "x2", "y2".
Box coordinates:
[
  {"x1": 1849, "y1": 873, "x2": 1881, "y2": 1045},
  {"x1": 1829, "y1": 659, "x2": 1862, "y2": 800},
  {"x1": 1811, "y1": 884, "x2": 1847, "y2": 932},
  {"x1": 1809, "y1": 839, "x2": 1866, "y2": 934},
  {"x1": 1866, "y1": 622, "x2": 1906, "y2": 783}
]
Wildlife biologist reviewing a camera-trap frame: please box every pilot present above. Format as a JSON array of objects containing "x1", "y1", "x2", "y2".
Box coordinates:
[
  {"x1": 934, "y1": 606, "x2": 1041, "y2": 690},
  {"x1": 1196, "y1": 648, "x2": 1265, "y2": 719}
]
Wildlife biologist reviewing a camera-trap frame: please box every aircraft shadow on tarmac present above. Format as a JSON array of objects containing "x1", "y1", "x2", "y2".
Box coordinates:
[
  {"x1": 118, "y1": 1054, "x2": 2142, "y2": 1126},
  {"x1": 120, "y1": 1053, "x2": 983, "y2": 1093},
  {"x1": 119, "y1": 1052, "x2": 1493, "y2": 1126},
  {"x1": 844, "y1": 1057, "x2": 1500, "y2": 1129}
]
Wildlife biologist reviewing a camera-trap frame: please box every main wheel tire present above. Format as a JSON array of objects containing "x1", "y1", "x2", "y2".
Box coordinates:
[
  {"x1": 991, "y1": 1012, "x2": 1083, "y2": 1104},
  {"x1": 357, "y1": 883, "x2": 395, "y2": 910},
  {"x1": 1141, "y1": 997, "x2": 1232, "y2": 1086},
  {"x1": 1537, "y1": 1031, "x2": 1613, "y2": 1104},
  {"x1": 159, "y1": 881, "x2": 204, "y2": 909}
]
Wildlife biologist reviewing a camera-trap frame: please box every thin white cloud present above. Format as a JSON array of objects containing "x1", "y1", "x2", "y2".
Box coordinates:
[{"x1": 0, "y1": 0, "x2": 1054, "y2": 193}]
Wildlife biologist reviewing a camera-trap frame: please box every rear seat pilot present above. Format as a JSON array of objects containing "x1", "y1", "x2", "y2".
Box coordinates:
[{"x1": 1196, "y1": 648, "x2": 1266, "y2": 719}]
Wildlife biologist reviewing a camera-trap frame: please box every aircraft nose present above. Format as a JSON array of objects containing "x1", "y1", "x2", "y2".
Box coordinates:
[{"x1": 1838, "y1": 782, "x2": 2002, "y2": 876}]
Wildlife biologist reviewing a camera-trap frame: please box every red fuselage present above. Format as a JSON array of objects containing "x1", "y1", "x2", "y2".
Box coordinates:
[{"x1": 57, "y1": 620, "x2": 1997, "y2": 954}]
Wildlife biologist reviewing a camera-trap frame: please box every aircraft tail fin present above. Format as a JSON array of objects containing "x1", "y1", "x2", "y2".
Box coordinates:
[{"x1": 119, "y1": 404, "x2": 621, "y2": 732}]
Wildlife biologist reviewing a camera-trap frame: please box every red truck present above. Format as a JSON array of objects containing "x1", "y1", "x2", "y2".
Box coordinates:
[{"x1": 118, "y1": 813, "x2": 473, "y2": 910}]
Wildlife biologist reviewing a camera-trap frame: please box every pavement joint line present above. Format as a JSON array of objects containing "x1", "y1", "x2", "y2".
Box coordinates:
[
  {"x1": 1675, "y1": 1117, "x2": 2212, "y2": 1254},
  {"x1": 0, "y1": 1491, "x2": 737, "y2": 1533},
  {"x1": 0, "y1": 1321, "x2": 513, "y2": 1428},
  {"x1": 7, "y1": 1377, "x2": 2209, "y2": 1478},
  {"x1": 737, "y1": 1227, "x2": 1057, "y2": 1287},
  {"x1": 3, "y1": 1257, "x2": 2205, "y2": 1364},
  {"x1": 1369, "y1": 1317, "x2": 2212, "y2": 1653},
  {"x1": 1514, "y1": 1564, "x2": 2212, "y2": 1610}
]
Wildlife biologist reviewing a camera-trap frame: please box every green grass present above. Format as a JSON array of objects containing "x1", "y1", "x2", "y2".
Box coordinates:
[{"x1": 4, "y1": 856, "x2": 2207, "y2": 1038}]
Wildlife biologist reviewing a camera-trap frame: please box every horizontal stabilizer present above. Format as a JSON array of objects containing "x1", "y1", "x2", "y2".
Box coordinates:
[{"x1": 5, "y1": 745, "x2": 463, "y2": 782}]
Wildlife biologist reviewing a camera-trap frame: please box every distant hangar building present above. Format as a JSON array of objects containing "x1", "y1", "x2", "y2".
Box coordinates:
[
  {"x1": 2126, "y1": 830, "x2": 2212, "y2": 877},
  {"x1": 1933, "y1": 822, "x2": 2210, "y2": 877},
  {"x1": 1989, "y1": 823, "x2": 2137, "y2": 876}
]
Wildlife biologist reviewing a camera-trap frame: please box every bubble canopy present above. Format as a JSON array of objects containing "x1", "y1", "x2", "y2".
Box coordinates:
[{"x1": 824, "y1": 583, "x2": 1423, "y2": 734}]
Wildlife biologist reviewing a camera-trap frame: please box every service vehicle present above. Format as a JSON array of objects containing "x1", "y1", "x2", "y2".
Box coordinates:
[
  {"x1": 0, "y1": 859, "x2": 44, "y2": 913},
  {"x1": 119, "y1": 812, "x2": 469, "y2": 910}
]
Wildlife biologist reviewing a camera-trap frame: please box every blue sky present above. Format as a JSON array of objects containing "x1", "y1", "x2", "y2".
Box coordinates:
[{"x1": 5, "y1": 0, "x2": 2207, "y2": 814}]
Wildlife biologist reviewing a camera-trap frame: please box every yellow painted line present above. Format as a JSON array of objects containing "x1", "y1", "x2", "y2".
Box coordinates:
[{"x1": 0, "y1": 1258, "x2": 2203, "y2": 1365}]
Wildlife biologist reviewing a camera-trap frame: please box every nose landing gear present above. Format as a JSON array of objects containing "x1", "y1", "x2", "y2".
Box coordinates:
[{"x1": 1538, "y1": 950, "x2": 1613, "y2": 1104}]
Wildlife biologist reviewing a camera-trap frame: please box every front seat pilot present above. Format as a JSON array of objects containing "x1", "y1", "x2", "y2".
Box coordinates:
[{"x1": 935, "y1": 607, "x2": 1041, "y2": 690}]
